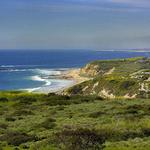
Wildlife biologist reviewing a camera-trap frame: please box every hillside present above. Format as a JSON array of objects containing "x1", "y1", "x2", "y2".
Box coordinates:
[
  {"x1": 65, "y1": 57, "x2": 150, "y2": 99},
  {"x1": 1, "y1": 91, "x2": 150, "y2": 149}
]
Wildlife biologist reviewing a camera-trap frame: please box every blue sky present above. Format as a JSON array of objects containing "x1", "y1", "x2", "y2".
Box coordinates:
[{"x1": 0, "y1": 0, "x2": 150, "y2": 50}]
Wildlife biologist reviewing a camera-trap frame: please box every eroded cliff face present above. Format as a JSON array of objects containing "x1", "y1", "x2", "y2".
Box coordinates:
[
  {"x1": 79, "y1": 63, "x2": 112, "y2": 77},
  {"x1": 80, "y1": 64, "x2": 101, "y2": 77}
]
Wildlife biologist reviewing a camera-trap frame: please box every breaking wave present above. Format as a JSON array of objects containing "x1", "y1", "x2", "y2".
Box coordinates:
[
  {"x1": 33, "y1": 69, "x2": 62, "y2": 76},
  {"x1": 21, "y1": 87, "x2": 41, "y2": 92},
  {"x1": 31, "y1": 75, "x2": 52, "y2": 86},
  {"x1": 0, "y1": 69, "x2": 28, "y2": 72}
]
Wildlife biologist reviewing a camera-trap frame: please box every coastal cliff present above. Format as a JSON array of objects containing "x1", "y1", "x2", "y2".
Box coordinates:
[{"x1": 65, "y1": 57, "x2": 150, "y2": 99}]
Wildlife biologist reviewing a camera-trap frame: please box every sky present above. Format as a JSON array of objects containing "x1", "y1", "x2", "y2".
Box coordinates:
[{"x1": 0, "y1": 0, "x2": 150, "y2": 50}]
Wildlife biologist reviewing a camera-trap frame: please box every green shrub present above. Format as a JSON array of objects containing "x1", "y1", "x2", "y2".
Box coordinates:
[
  {"x1": 95, "y1": 96, "x2": 104, "y2": 100},
  {"x1": 5, "y1": 116, "x2": 16, "y2": 122},
  {"x1": 56, "y1": 105, "x2": 65, "y2": 111},
  {"x1": 54, "y1": 128, "x2": 110, "y2": 150},
  {"x1": 120, "y1": 130, "x2": 143, "y2": 140},
  {"x1": 40, "y1": 118, "x2": 56, "y2": 129},
  {"x1": 13, "y1": 96, "x2": 37, "y2": 104},
  {"x1": 0, "y1": 97, "x2": 8, "y2": 102},
  {"x1": 44, "y1": 95, "x2": 96, "y2": 106},
  {"x1": 0, "y1": 123, "x2": 8, "y2": 129},
  {"x1": 89, "y1": 111, "x2": 105, "y2": 118},
  {"x1": 47, "y1": 93, "x2": 57, "y2": 96},
  {"x1": 120, "y1": 81, "x2": 136, "y2": 90},
  {"x1": 12, "y1": 109, "x2": 34, "y2": 116},
  {"x1": 44, "y1": 95, "x2": 71, "y2": 106},
  {"x1": 137, "y1": 91, "x2": 150, "y2": 99},
  {"x1": 141, "y1": 128, "x2": 150, "y2": 137},
  {"x1": 0, "y1": 131, "x2": 37, "y2": 146}
]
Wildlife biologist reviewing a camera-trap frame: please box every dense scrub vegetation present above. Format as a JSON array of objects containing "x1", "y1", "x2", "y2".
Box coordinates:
[{"x1": 0, "y1": 91, "x2": 150, "y2": 149}]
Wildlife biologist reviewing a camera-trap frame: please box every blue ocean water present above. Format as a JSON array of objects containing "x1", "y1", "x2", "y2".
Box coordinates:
[{"x1": 0, "y1": 49, "x2": 150, "y2": 92}]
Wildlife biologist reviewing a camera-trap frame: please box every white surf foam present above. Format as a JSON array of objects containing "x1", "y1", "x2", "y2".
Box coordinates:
[
  {"x1": 1, "y1": 65, "x2": 15, "y2": 68},
  {"x1": 21, "y1": 87, "x2": 41, "y2": 92},
  {"x1": 31, "y1": 75, "x2": 45, "y2": 82},
  {"x1": 0, "y1": 69, "x2": 29, "y2": 72},
  {"x1": 34, "y1": 69, "x2": 62, "y2": 76},
  {"x1": 19, "y1": 68, "x2": 75, "y2": 93},
  {"x1": 0, "y1": 64, "x2": 44, "y2": 68},
  {"x1": 30, "y1": 75, "x2": 52, "y2": 86}
]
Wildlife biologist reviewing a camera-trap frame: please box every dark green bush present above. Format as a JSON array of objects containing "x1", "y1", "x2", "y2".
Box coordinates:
[
  {"x1": 55, "y1": 128, "x2": 110, "y2": 150},
  {"x1": 141, "y1": 127, "x2": 150, "y2": 137},
  {"x1": 12, "y1": 109, "x2": 34, "y2": 116},
  {"x1": 125, "y1": 109, "x2": 138, "y2": 114},
  {"x1": 0, "y1": 123, "x2": 8, "y2": 129},
  {"x1": 0, "y1": 131, "x2": 37, "y2": 146},
  {"x1": 89, "y1": 111, "x2": 105, "y2": 118},
  {"x1": 95, "y1": 96, "x2": 104, "y2": 100},
  {"x1": 120, "y1": 130, "x2": 143, "y2": 140},
  {"x1": 47, "y1": 93, "x2": 57, "y2": 96},
  {"x1": 124, "y1": 104, "x2": 150, "y2": 116},
  {"x1": 5, "y1": 116, "x2": 16, "y2": 122},
  {"x1": 56, "y1": 105, "x2": 66, "y2": 111},
  {"x1": 120, "y1": 80, "x2": 136, "y2": 90},
  {"x1": 68, "y1": 85, "x2": 83, "y2": 95},
  {"x1": 40, "y1": 118, "x2": 56, "y2": 129},
  {"x1": 44, "y1": 95, "x2": 95, "y2": 106},
  {"x1": 13, "y1": 96, "x2": 37, "y2": 104},
  {"x1": 0, "y1": 97, "x2": 8, "y2": 102},
  {"x1": 54, "y1": 127, "x2": 150, "y2": 150},
  {"x1": 44, "y1": 95, "x2": 71, "y2": 106}
]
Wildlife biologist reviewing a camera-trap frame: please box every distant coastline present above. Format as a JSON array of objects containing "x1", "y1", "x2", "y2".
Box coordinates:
[{"x1": 95, "y1": 49, "x2": 150, "y2": 53}]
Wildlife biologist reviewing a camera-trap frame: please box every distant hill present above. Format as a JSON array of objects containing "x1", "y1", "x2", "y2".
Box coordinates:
[{"x1": 65, "y1": 57, "x2": 150, "y2": 99}]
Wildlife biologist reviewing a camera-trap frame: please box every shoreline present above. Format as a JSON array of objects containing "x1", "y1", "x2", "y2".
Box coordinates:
[
  {"x1": 29, "y1": 68, "x2": 90, "y2": 94},
  {"x1": 55, "y1": 68, "x2": 90, "y2": 94}
]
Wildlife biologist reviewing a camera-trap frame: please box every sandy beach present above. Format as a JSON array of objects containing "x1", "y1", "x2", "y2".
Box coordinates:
[
  {"x1": 62, "y1": 69, "x2": 89, "y2": 84},
  {"x1": 55, "y1": 68, "x2": 90, "y2": 94}
]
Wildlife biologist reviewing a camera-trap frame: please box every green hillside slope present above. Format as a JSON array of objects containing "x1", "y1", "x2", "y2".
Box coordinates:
[
  {"x1": 66, "y1": 57, "x2": 150, "y2": 98},
  {"x1": 1, "y1": 91, "x2": 150, "y2": 149}
]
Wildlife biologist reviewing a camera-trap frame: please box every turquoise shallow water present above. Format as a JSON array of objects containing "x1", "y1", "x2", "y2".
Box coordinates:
[{"x1": 0, "y1": 49, "x2": 150, "y2": 92}]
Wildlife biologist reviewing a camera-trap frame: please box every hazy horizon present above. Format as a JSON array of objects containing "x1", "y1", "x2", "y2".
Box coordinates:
[
  {"x1": 0, "y1": 48, "x2": 150, "y2": 51},
  {"x1": 0, "y1": 0, "x2": 150, "y2": 50}
]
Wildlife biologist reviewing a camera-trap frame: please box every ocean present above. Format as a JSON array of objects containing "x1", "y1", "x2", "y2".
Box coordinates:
[{"x1": 0, "y1": 49, "x2": 150, "y2": 92}]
